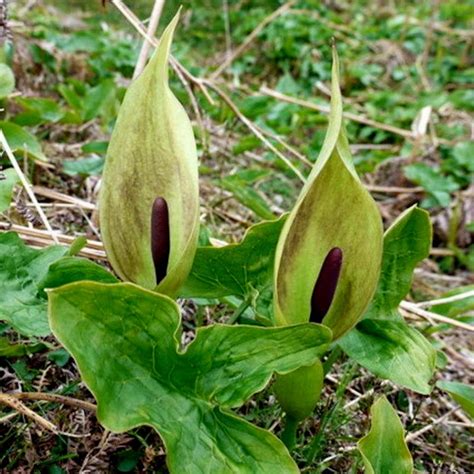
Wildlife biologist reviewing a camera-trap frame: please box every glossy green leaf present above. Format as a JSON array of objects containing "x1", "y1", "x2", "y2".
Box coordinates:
[
  {"x1": 39, "y1": 256, "x2": 118, "y2": 293},
  {"x1": 274, "y1": 49, "x2": 383, "y2": 340},
  {"x1": 358, "y1": 396, "x2": 413, "y2": 474},
  {"x1": 49, "y1": 281, "x2": 332, "y2": 473},
  {"x1": 340, "y1": 320, "x2": 434, "y2": 394},
  {"x1": 339, "y1": 206, "x2": 435, "y2": 394},
  {"x1": 365, "y1": 206, "x2": 432, "y2": 320},
  {"x1": 182, "y1": 217, "x2": 286, "y2": 323},
  {"x1": 0, "y1": 232, "x2": 67, "y2": 336},
  {"x1": 100, "y1": 12, "x2": 199, "y2": 295},
  {"x1": 0, "y1": 63, "x2": 15, "y2": 98},
  {"x1": 0, "y1": 167, "x2": 19, "y2": 212},
  {"x1": 0, "y1": 233, "x2": 117, "y2": 336},
  {"x1": 0, "y1": 121, "x2": 47, "y2": 161},
  {"x1": 182, "y1": 217, "x2": 285, "y2": 298},
  {"x1": 437, "y1": 381, "x2": 474, "y2": 418}
]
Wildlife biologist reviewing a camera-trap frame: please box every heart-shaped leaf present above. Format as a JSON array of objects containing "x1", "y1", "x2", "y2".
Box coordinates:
[
  {"x1": 339, "y1": 206, "x2": 436, "y2": 394},
  {"x1": 358, "y1": 396, "x2": 413, "y2": 474},
  {"x1": 100, "y1": 12, "x2": 199, "y2": 295},
  {"x1": 49, "y1": 281, "x2": 332, "y2": 473},
  {"x1": 274, "y1": 49, "x2": 383, "y2": 340}
]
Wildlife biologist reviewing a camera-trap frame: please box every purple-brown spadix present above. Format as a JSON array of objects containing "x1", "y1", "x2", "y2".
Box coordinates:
[{"x1": 99, "y1": 13, "x2": 199, "y2": 296}]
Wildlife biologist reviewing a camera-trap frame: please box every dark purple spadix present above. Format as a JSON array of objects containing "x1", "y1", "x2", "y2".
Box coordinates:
[
  {"x1": 310, "y1": 247, "x2": 343, "y2": 323},
  {"x1": 151, "y1": 197, "x2": 170, "y2": 285}
]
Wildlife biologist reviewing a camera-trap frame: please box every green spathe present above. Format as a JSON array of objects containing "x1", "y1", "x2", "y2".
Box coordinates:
[
  {"x1": 358, "y1": 396, "x2": 413, "y2": 474},
  {"x1": 273, "y1": 48, "x2": 383, "y2": 340},
  {"x1": 48, "y1": 281, "x2": 332, "y2": 473},
  {"x1": 100, "y1": 11, "x2": 199, "y2": 295}
]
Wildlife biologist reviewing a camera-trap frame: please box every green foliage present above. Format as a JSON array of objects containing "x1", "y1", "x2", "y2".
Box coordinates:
[
  {"x1": 404, "y1": 163, "x2": 459, "y2": 208},
  {"x1": 218, "y1": 169, "x2": 275, "y2": 220},
  {"x1": 365, "y1": 206, "x2": 432, "y2": 321},
  {"x1": 13, "y1": 97, "x2": 65, "y2": 126},
  {"x1": 0, "y1": 63, "x2": 15, "y2": 98},
  {"x1": 358, "y1": 396, "x2": 413, "y2": 474},
  {"x1": 0, "y1": 337, "x2": 46, "y2": 357},
  {"x1": 182, "y1": 216, "x2": 286, "y2": 322},
  {"x1": 0, "y1": 121, "x2": 47, "y2": 162},
  {"x1": 339, "y1": 207, "x2": 436, "y2": 394},
  {"x1": 431, "y1": 285, "x2": 474, "y2": 319},
  {"x1": 0, "y1": 168, "x2": 19, "y2": 212},
  {"x1": 0, "y1": 232, "x2": 67, "y2": 336},
  {"x1": 49, "y1": 281, "x2": 332, "y2": 473},
  {"x1": 0, "y1": 233, "x2": 116, "y2": 336},
  {"x1": 437, "y1": 381, "x2": 474, "y2": 418},
  {"x1": 62, "y1": 155, "x2": 104, "y2": 177}
]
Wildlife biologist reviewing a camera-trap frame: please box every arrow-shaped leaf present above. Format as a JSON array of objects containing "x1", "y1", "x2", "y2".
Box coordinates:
[
  {"x1": 182, "y1": 217, "x2": 285, "y2": 321},
  {"x1": 49, "y1": 281, "x2": 332, "y2": 473}
]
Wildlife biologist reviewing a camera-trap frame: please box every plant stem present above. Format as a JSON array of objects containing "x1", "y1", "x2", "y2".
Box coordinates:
[
  {"x1": 281, "y1": 416, "x2": 299, "y2": 451},
  {"x1": 322, "y1": 346, "x2": 342, "y2": 375},
  {"x1": 227, "y1": 299, "x2": 250, "y2": 324}
]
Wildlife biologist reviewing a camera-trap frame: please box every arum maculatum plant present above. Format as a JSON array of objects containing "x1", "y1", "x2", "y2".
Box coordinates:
[
  {"x1": 99, "y1": 12, "x2": 199, "y2": 296},
  {"x1": 273, "y1": 47, "x2": 384, "y2": 445}
]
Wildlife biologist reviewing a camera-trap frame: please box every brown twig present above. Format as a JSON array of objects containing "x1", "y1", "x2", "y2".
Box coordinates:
[
  {"x1": 202, "y1": 80, "x2": 305, "y2": 182},
  {"x1": 0, "y1": 131, "x2": 59, "y2": 243},
  {"x1": 133, "y1": 0, "x2": 166, "y2": 79},
  {"x1": 10, "y1": 392, "x2": 97, "y2": 413},
  {"x1": 0, "y1": 393, "x2": 58, "y2": 433},
  {"x1": 406, "y1": 408, "x2": 458, "y2": 442},
  {"x1": 0, "y1": 222, "x2": 106, "y2": 260},
  {"x1": 400, "y1": 300, "x2": 474, "y2": 332},
  {"x1": 259, "y1": 86, "x2": 415, "y2": 140}
]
